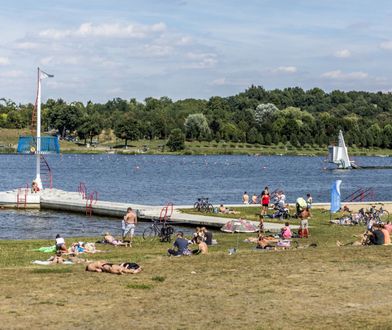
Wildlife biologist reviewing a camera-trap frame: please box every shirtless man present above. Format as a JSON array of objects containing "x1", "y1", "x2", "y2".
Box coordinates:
[
  {"x1": 242, "y1": 192, "x2": 249, "y2": 204},
  {"x1": 192, "y1": 237, "x2": 208, "y2": 255},
  {"x1": 122, "y1": 207, "x2": 137, "y2": 243}
]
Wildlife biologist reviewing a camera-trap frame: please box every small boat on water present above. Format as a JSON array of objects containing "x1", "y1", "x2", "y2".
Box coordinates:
[{"x1": 327, "y1": 130, "x2": 356, "y2": 169}]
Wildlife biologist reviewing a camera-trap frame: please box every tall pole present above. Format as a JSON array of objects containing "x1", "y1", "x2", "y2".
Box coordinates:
[{"x1": 35, "y1": 67, "x2": 42, "y2": 189}]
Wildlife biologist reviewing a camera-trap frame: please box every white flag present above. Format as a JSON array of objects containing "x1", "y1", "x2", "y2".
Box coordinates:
[{"x1": 39, "y1": 69, "x2": 54, "y2": 80}]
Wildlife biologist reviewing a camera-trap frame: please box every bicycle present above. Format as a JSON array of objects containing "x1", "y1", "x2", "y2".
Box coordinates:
[
  {"x1": 143, "y1": 218, "x2": 174, "y2": 242},
  {"x1": 193, "y1": 197, "x2": 214, "y2": 213},
  {"x1": 369, "y1": 205, "x2": 390, "y2": 222}
]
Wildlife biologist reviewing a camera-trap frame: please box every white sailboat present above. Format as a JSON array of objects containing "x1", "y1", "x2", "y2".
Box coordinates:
[{"x1": 328, "y1": 130, "x2": 353, "y2": 169}]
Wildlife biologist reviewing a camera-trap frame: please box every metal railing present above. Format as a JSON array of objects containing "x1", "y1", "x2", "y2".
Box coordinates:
[
  {"x1": 86, "y1": 191, "x2": 98, "y2": 216},
  {"x1": 159, "y1": 202, "x2": 174, "y2": 222},
  {"x1": 16, "y1": 184, "x2": 29, "y2": 209},
  {"x1": 342, "y1": 187, "x2": 375, "y2": 202}
]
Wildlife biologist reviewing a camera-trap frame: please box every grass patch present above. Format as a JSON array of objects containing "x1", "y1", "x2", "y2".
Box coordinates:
[
  {"x1": 151, "y1": 275, "x2": 166, "y2": 282},
  {"x1": 126, "y1": 283, "x2": 153, "y2": 290},
  {"x1": 31, "y1": 268, "x2": 73, "y2": 274},
  {"x1": 2, "y1": 207, "x2": 392, "y2": 328}
]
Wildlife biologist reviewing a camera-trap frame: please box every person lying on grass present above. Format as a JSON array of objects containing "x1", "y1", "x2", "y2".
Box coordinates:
[
  {"x1": 219, "y1": 204, "x2": 239, "y2": 214},
  {"x1": 44, "y1": 253, "x2": 90, "y2": 265},
  {"x1": 168, "y1": 231, "x2": 191, "y2": 256},
  {"x1": 48, "y1": 251, "x2": 65, "y2": 264},
  {"x1": 103, "y1": 233, "x2": 130, "y2": 247},
  {"x1": 85, "y1": 261, "x2": 142, "y2": 274},
  {"x1": 256, "y1": 234, "x2": 279, "y2": 250}
]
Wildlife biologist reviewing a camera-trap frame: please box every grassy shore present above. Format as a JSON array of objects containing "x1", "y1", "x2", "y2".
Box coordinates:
[
  {"x1": 1, "y1": 208, "x2": 392, "y2": 329},
  {"x1": 1, "y1": 128, "x2": 391, "y2": 156}
]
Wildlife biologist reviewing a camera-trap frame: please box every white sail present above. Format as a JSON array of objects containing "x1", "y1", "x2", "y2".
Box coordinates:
[{"x1": 328, "y1": 130, "x2": 351, "y2": 169}]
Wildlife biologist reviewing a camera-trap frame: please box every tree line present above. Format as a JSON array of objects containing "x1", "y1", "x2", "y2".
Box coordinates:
[{"x1": 1, "y1": 85, "x2": 392, "y2": 151}]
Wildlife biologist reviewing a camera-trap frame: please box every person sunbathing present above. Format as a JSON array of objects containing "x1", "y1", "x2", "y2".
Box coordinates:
[
  {"x1": 219, "y1": 204, "x2": 239, "y2": 214},
  {"x1": 119, "y1": 262, "x2": 142, "y2": 274},
  {"x1": 256, "y1": 234, "x2": 278, "y2": 249},
  {"x1": 48, "y1": 252, "x2": 65, "y2": 264},
  {"x1": 86, "y1": 261, "x2": 141, "y2": 274},
  {"x1": 103, "y1": 233, "x2": 130, "y2": 246},
  {"x1": 86, "y1": 261, "x2": 107, "y2": 272}
]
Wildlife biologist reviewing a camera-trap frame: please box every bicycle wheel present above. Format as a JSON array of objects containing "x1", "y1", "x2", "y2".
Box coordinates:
[
  {"x1": 143, "y1": 227, "x2": 157, "y2": 241},
  {"x1": 194, "y1": 202, "x2": 200, "y2": 211},
  {"x1": 206, "y1": 204, "x2": 214, "y2": 213}
]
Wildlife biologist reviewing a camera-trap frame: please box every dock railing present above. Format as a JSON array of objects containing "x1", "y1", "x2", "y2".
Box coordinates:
[
  {"x1": 78, "y1": 182, "x2": 87, "y2": 200},
  {"x1": 86, "y1": 191, "x2": 98, "y2": 216},
  {"x1": 159, "y1": 202, "x2": 174, "y2": 222},
  {"x1": 17, "y1": 184, "x2": 29, "y2": 209}
]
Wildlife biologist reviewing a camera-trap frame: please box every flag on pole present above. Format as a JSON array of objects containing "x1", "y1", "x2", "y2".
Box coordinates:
[
  {"x1": 39, "y1": 69, "x2": 54, "y2": 80},
  {"x1": 330, "y1": 180, "x2": 342, "y2": 213}
]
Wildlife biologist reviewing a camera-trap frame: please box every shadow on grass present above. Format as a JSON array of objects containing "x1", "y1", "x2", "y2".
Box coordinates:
[
  {"x1": 31, "y1": 268, "x2": 73, "y2": 274},
  {"x1": 126, "y1": 283, "x2": 153, "y2": 290}
]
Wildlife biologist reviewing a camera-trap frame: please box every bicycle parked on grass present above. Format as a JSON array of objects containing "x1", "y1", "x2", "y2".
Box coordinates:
[
  {"x1": 193, "y1": 197, "x2": 214, "y2": 213},
  {"x1": 338, "y1": 205, "x2": 390, "y2": 226},
  {"x1": 142, "y1": 218, "x2": 174, "y2": 242},
  {"x1": 369, "y1": 205, "x2": 390, "y2": 222}
]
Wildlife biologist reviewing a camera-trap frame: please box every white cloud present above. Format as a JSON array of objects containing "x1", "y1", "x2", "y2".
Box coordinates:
[
  {"x1": 273, "y1": 66, "x2": 297, "y2": 73},
  {"x1": 334, "y1": 49, "x2": 351, "y2": 58},
  {"x1": 40, "y1": 56, "x2": 53, "y2": 65},
  {"x1": 0, "y1": 57, "x2": 9, "y2": 65},
  {"x1": 211, "y1": 78, "x2": 226, "y2": 85},
  {"x1": 0, "y1": 70, "x2": 24, "y2": 78},
  {"x1": 185, "y1": 52, "x2": 217, "y2": 68},
  {"x1": 321, "y1": 70, "x2": 368, "y2": 80},
  {"x1": 380, "y1": 41, "x2": 392, "y2": 50},
  {"x1": 144, "y1": 44, "x2": 172, "y2": 57},
  {"x1": 15, "y1": 42, "x2": 39, "y2": 49},
  {"x1": 176, "y1": 36, "x2": 192, "y2": 45},
  {"x1": 38, "y1": 22, "x2": 167, "y2": 39}
]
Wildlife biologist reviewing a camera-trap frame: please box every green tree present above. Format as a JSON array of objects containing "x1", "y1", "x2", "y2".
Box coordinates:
[
  {"x1": 254, "y1": 103, "x2": 279, "y2": 125},
  {"x1": 77, "y1": 114, "x2": 103, "y2": 144},
  {"x1": 46, "y1": 99, "x2": 83, "y2": 137},
  {"x1": 382, "y1": 124, "x2": 392, "y2": 148},
  {"x1": 184, "y1": 113, "x2": 210, "y2": 140},
  {"x1": 166, "y1": 128, "x2": 185, "y2": 151},
  {"x1": 114, "y1": 113, "x2": 140, "y2": 147}
]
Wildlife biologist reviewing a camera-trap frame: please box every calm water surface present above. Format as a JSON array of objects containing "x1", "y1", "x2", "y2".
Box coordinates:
[{"x1": 1, "y1": 154, "x2": 391, "y2": 239}]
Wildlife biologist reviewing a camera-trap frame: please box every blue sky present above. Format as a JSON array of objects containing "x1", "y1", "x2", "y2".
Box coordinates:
[{"x1": 1, "y1": 0, "x2": 392, "y2": 103}]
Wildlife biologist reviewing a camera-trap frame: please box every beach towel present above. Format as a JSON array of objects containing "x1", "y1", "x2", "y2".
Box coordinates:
[
  {"x1": 33, "y1": 245, "x2": 56, "y2": 253},
  {"x1": 32, "y1": 260, "x2": 73, "y2": 265}
]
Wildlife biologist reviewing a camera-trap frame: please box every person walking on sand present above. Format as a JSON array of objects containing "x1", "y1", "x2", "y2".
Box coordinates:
[{"x1": 122, "y1": 207, "x2": 137, "y2": 244}]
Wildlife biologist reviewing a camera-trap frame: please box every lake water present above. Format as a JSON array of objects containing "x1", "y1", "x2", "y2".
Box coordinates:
[{"x1": 1, "y1": 154, "x2": 391, "y2": 239}]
